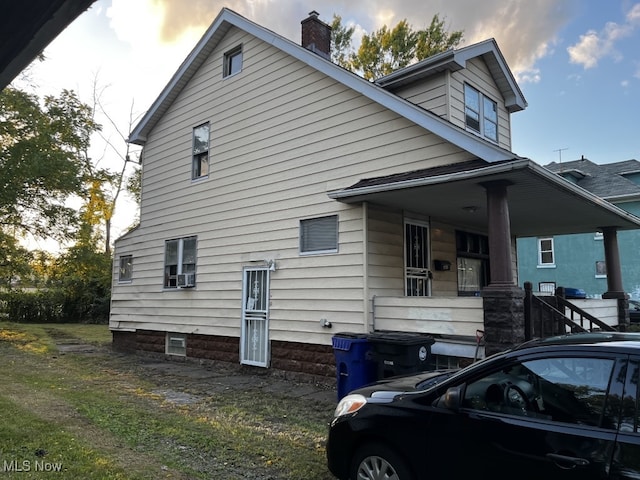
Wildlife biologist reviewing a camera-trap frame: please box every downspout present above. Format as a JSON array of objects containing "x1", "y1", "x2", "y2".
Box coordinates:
[{"x1": 362, "y1": 201, "x2": 370, "y2": 334}]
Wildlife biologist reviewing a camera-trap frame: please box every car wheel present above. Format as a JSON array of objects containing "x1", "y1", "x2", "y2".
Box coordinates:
[{"x1": 351, "y1": 443, "x2": 412, "y2": 480}]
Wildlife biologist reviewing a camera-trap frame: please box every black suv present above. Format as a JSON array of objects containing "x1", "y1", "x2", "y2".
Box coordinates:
[{"x1": 327, "y1": 332, "x2": 640, "y2": 480}]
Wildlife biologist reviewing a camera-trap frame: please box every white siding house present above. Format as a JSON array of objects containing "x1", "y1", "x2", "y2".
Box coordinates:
[{"x1": 110, "y1": 9, "x2": 640, "y2": 376}]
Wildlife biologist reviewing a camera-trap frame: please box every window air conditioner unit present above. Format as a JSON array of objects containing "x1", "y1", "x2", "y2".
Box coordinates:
[{"x1": 177, "y1": 272, "x2": 195, "y2": 288}]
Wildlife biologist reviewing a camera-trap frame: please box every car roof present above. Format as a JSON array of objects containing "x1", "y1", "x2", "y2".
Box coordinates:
[{"x1": 514, "y1": 332, "x2": 640, "y2": 352}]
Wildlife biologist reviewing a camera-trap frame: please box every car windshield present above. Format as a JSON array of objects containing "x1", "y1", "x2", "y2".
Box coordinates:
[{"x1": 416, "y1": 371, "x2": 457, "y2": 390}]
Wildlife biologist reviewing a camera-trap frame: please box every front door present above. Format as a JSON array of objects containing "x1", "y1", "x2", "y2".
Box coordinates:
[{"x1": 240, "y1": 267, "x2": 270, "y2": 367}]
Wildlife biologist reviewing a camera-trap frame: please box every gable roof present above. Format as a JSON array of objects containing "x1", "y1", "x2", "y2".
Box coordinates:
[
  {"x1": 375, "y1": 38, "x2": 527, "y2": 113},
  {"x1": 128, "y1": 8, "x2": 519, "y2": 163},
  {"x1": 546, "y1": 158, "x2": 640, "y2": 202}
]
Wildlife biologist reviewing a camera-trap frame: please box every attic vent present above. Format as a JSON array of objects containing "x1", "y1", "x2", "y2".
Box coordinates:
[{"x1": 301, "y1": 10, "x2": 331, "y2": 59}]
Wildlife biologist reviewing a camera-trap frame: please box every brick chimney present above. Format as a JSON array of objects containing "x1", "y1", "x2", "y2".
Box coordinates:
[{"x1": 301, "y1": 10, "x2": 331, "y2": 59}]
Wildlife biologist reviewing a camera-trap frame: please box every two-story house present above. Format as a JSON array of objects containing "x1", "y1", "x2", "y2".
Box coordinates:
[
  {"x1": 110, "y1": 8, "x2": 640, "y2": 377},
  {"x1": 518, "y1": 157, "x2": 640, "y2": 299}
]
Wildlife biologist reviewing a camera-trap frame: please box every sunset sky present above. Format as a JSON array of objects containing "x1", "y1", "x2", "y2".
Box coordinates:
[{"x1": 16, "y1": 0, "x2": 640, "y2": 243}]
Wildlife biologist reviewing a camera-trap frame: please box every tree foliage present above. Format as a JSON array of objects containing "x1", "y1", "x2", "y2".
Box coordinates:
[
  {"x1": 0, "y1": 87, "x2": 100, "y2": 241},
  {"x1": 331, "y1": 14, "x2": 464, "y2": 81}
]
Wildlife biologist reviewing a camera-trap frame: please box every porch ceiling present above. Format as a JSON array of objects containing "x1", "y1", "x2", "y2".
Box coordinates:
[
  {"x1": 0, "y1": 0, "x2": 97, "y2": 90},
  {"x1": 328, "y1": 158, "x2": 640, "y2": 237}
]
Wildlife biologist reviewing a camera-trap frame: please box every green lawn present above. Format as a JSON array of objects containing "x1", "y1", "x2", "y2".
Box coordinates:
[{"x1": 0, "y1": 322, "x2": 335, "y2": 479}]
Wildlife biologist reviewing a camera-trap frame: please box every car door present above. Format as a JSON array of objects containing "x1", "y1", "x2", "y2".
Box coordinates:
[
  {"x1": 424, "y1": 353, "x2": 622, "y2": 480},
  {"x1": 610, "y1": 357, "x2": 640, "y2": 479}
]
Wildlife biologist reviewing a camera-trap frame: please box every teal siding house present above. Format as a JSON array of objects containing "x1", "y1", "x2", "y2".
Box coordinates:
[{"x1": 517, "y1": 158, "x2": 640, "y2": 300}]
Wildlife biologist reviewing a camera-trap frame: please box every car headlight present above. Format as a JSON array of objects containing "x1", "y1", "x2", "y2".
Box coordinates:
[{"x1": 334, "y1": 394, "x2": 367, "y2": 418}]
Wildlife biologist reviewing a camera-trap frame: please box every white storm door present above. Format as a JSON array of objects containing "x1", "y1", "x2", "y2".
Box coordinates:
[{"x1": 240, "y1": 267, "x2": 270, "y2": 367}]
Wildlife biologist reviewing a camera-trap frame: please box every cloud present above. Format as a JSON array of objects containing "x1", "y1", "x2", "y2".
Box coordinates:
[
  {"x1": 107, "y1": 0, "x2": 575, "y2": 86},
  {"x1": 567, "y1": 3, "x2": 640, "y2": 69}
]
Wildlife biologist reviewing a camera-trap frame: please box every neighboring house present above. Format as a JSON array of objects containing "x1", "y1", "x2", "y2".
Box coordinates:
[
  {"x1": 110, "y1": 9, "x2": 640, "y2": 377},
  {"x1": 518, "y1": 157, "x2": 640, "y2": 299}
]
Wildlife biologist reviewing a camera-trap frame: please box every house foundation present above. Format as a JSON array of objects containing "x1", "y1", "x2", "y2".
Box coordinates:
[{"x1": 112, "y1": 330, "x2": 335, "y2": 378}]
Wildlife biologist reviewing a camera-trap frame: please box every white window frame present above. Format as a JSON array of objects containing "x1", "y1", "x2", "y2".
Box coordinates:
[
  {"x1": 299, "y1": 215, "x2": 338, "y2": 255},
  {"x1": 164, "y1": 236, "x2": 197, "y2": 289},
  {"x1": 192, "y1": 123, "x2": 209, "y2": 180},
  {"x1": 166, "y1": 333, "x2": 187, "y2": 356},
  {"x1": 118, "y1": 255, "x2": 133, "y2": 283},
  {"x1": 223, "y1": 45, "x2": 243, "y2": 77},
  {"x1": 537, "y1": 237, "x2": 555, "y2": 267},
  {"x1": 538, "y1": 282, "x2": 556, "y2": 294},
  {"x1": 464, "y1": 83, "x2": 498, "y2": 142},
  {"x1": 595, "y1": 260, "x2": 607, "y2": 278}
]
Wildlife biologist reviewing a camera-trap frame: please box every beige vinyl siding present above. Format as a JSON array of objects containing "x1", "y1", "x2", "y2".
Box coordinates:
[
  {"x1": 386, "y1": 71, "x2": 449, "y2": 119},
  {"x1": 366, "y1": 206, "x2": 404, "y2": 298},
  {"x1": 429, "y1": 221, "x2": 459, "y2": 295},
  {"x1": 449, "y1": 57, "x2": 512, "y2": 150},
  {"x1": 372, "y1": 296, "x2": 484, "y2": 336},
  {"x1": 111, "y1": 27, "x2": 478, "y2": 346}
]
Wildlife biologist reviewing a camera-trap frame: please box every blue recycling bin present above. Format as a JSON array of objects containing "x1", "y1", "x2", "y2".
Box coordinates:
[{"x1": 332, "y1": 333, "x2": 377, "y2": 401}]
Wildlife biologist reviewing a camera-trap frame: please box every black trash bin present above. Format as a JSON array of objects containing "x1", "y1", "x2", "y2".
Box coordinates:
[
  {"x1": 332, "y1": 333, "x2": 377, "y2": 401},
  {"x1": 368, "y1": 332, "x2": 435, "y2": 379}
]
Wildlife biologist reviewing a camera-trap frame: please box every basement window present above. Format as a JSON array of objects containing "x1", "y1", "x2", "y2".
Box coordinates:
[{"x1": 166, "y1": 333, "x2": 187, "y2": 356}]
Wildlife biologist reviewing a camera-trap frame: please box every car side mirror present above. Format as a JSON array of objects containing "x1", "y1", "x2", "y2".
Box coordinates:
[{"x1": 441, "y1": 385, "x2": 463, "y2": 410}]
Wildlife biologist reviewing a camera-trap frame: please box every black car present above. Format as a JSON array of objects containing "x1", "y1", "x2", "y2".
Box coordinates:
[{"x1": 327, "y1": 332, "x2": 640, "y2": 480}]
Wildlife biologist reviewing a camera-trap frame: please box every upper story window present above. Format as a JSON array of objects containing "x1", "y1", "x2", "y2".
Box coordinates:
[
  {"x1": 464, "y1": 84, "x2": 498, "y2": 142},
  {"x1": 300, "y1": 215, "x2": 338, "y2": 255},
  {"x1": 192, "y1": 123, "x2": 209, "y2": 180},
  {"x1": 224, "y1": 46, "x2": 243, "y2": 77},
  {"x1": 164, "y1": 236, "x2": 197, "y2": 288},
  {"x1": 537, "y1": 238, "x2": 555, "y2": 267},
  {"x1": 118, "y1": 255, "x2": 133, "y2": 283}
]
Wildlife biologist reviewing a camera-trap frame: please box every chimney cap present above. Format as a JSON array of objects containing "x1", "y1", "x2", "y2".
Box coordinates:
[{"x1": 308, "y1": 10, "x2": 320, "y2": 17}]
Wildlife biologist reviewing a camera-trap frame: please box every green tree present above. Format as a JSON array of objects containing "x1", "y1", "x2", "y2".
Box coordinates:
[
  {"x1": 0, "y1": 231, "x2": 32, "y2": 288},
  {"x1": 52, "y1": 221, "x2": 112, "y2": 322},
  {"x1": 330, "y1": 15, "x2": 357, "y2": 70},
  {"x1": 0, "y1": 87, "x2": 100, "y2": 242},
  {"x1": 331, "y1": 14, "x2": 463, "y2": 81}
]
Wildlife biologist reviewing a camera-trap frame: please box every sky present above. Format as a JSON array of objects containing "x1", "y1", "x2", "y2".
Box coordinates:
[{"x1": 15, "y1": 0, "x2": 640, "y2": 243}]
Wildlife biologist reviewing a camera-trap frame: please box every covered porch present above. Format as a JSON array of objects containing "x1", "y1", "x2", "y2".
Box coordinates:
[{"x1": 329, "y1": 158, "x2": 640, "y2": 356}]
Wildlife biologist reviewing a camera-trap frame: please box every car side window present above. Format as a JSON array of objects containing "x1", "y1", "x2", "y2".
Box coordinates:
[
  {"x1": 462, "y1": 357, "x2": 616, "y2": 428},
  {"x1": 618, "y1": 359, "x2": 639, "y2": 433}
]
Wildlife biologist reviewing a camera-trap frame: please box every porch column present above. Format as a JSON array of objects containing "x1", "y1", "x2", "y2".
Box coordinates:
[
  {"x1": 601, "y1": 227, "x2": 629, "y2": 329},
  {"x1": 481, "y1": 180, "x2": 525, "y2": 356},
  {"x1": 484, "y1": 180, "x2": 515, "y2": 287}
]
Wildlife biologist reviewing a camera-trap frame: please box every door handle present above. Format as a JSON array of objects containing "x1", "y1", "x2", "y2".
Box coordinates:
[{"x1": 546, "y1": 453, "x2": 590, "y2": 469}]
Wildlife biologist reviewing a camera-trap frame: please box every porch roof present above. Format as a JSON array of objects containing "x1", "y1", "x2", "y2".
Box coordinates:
[{"x1": 328, "y1": 158, "x2": 640, "y2": 237}]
